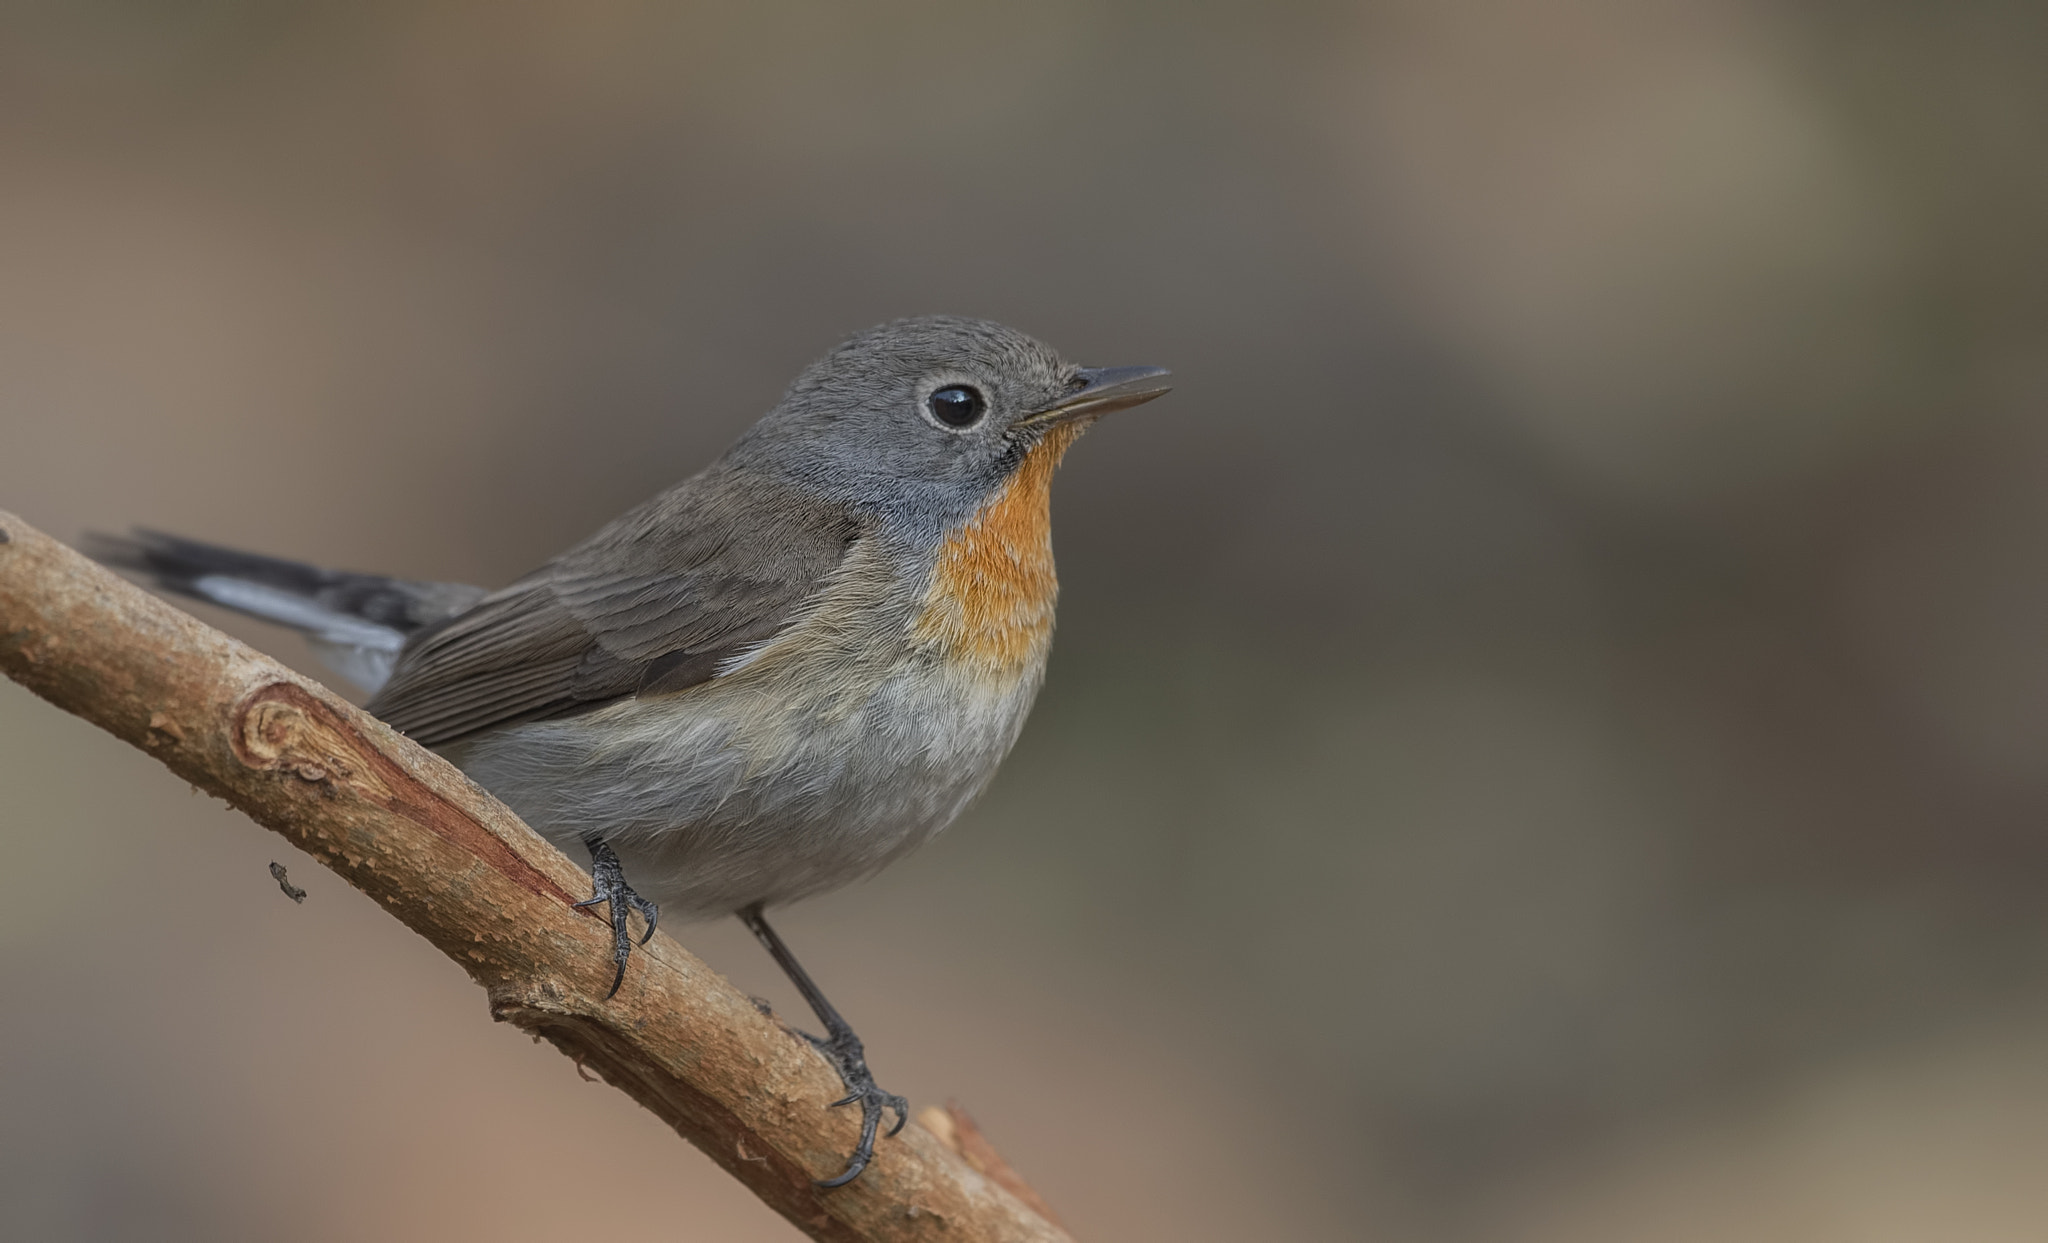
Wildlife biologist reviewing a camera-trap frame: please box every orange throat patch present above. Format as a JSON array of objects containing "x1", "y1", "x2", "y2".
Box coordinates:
[{"x1": 913, "y1": 421, "x2": 1085, "y2": 673}]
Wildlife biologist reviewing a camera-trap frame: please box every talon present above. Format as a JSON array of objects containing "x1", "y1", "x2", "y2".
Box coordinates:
[
  {"x1": 816, "y1": 1153, "x2": 870, "y2": 1189},
  {"x1": 632, "y1": 893, "x2": 660, "y2": 945}
]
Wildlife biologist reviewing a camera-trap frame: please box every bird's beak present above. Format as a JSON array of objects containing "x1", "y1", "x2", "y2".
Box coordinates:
[{"x1": 1019, "y1": 365, "x2": 1174, "y2": 427}]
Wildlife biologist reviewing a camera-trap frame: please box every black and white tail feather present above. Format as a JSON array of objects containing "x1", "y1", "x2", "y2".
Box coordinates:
[{"x1": 84, "y1": 530, "x2": 484, "y2": 695}]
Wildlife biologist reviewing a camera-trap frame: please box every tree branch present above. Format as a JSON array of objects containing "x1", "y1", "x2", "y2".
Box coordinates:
[{"x1": 0, "y1": 510, "x2": 1070, "y2": 1243}]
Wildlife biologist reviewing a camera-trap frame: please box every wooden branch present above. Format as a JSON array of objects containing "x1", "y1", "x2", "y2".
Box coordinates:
[{"x1": 0, "y1": 510, "x2": 1071, "y2": 1243}]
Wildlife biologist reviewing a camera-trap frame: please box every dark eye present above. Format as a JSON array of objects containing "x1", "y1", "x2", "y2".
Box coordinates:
[{"x1": 927, "y1": 385, "x2": 987, "y2": 429}]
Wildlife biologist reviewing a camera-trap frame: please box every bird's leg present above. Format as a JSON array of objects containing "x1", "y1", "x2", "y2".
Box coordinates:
[
  {"x1": 739, "y1": 901, "x2": 907, "y2": 1188},
  {"x1": 573, "y1": 837, "x2": 659, "y2": 999}
]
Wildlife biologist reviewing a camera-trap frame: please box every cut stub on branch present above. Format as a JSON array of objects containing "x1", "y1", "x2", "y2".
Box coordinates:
[
  {"x1": 919, "y1": 1103, "x2": 1066, "y2": 1230},
  {"x1": 0, "y1": 509, "x2": 1071, "y2": 1243}
]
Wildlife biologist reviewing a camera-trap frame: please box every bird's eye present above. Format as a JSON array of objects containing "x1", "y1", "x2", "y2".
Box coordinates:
[{"x1": 927, "y1": 385, "x2": 987, "y2": 429}]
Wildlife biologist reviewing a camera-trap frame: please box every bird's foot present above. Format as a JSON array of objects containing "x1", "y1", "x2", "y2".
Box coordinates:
[
  {"x1": 572, "y1": 838, "x2": 658, "y2": 999},
  {"x1": 802, "y1": 1025, "x2": 908, "y2": 1188}
]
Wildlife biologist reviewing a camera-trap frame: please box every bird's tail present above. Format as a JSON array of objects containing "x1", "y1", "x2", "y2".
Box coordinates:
[{"x1": 83, "y1": 529, "x2": 484, "y2": 695}]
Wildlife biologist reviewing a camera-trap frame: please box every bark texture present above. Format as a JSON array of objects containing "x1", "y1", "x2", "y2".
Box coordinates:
[{"x1": 0, "y1": 510, "x2": 1070, "y2": 1243}]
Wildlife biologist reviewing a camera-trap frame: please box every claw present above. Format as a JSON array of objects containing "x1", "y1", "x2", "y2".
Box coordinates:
[
  {"x1": 632, "y1": 892, "x2": 660, "y2": 946},
  {"x1": 816, "y1": 1146, "x2": 873, "y2": 1188},
  {"x1": 817, "y1": 1160, "x2": 867, "y2": 1189}
]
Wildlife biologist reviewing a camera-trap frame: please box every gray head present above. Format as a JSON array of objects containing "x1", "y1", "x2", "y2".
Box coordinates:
[{"x1": 725, "y1": 316, "x2": 1170, "y2": 535}]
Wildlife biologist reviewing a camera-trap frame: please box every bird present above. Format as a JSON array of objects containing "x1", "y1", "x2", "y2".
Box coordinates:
[{"x1": 88, "y1": 315, "x2": 1171, "y2": 1186}]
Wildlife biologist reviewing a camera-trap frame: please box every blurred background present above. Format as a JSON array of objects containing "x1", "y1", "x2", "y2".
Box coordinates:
[{"x1": 5, "y1": 1, "x2": 2048, "y2": 1239}]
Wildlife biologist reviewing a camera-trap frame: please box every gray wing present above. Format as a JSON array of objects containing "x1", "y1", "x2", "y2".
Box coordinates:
[{"x1": 368, "y1": 467, "x2": 865, "y2": 747}]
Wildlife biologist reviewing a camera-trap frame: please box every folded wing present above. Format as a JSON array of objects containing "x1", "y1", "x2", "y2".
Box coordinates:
[{"x1": 369, "y1": 469, "x2": 865, "y2": 747}]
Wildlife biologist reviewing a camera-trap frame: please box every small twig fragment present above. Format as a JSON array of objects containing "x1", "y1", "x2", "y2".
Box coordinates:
[{"x1": 269, "y1": 861, "x2": 308, "y2": 903}]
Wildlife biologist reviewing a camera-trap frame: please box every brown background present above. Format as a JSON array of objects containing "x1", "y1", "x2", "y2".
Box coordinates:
[{"x1": 5, "y1": 2, "x2": 2048, "y2": 1239}]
